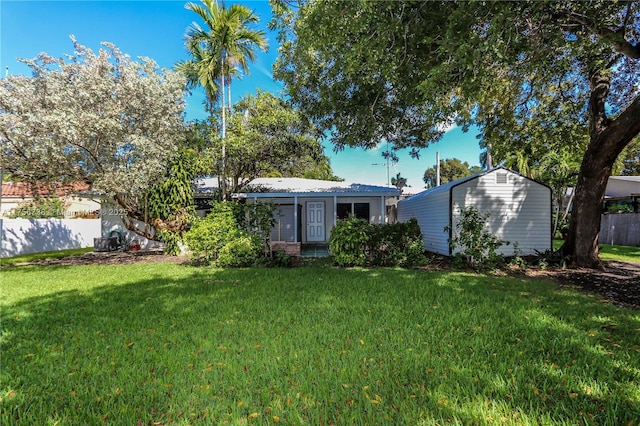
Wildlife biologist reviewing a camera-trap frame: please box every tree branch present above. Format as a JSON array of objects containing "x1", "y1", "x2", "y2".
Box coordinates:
[{"x1": 559, "y1": 9, "x2": 640, "y2": 59}]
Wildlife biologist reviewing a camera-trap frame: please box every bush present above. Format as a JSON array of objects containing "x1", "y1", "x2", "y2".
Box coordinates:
[
  {"x1": 445, "y1": 206, "x2": 507, "y2": 269},
  {"x1": 183, "y1": 203, "x2": 242, "y2": 263},
  {"x1": 368, "y1": 219, "x2": 426, "y2": 267},
  {"x1": 183, "y1": 201, "x2": 276, "y2": 267},
  {"x1": 216, "y1": 235, "x2": 262, "y2": 267},
  {"x1": 328, "y1": 216, "x2": 370, "y2": 266},
  {"x1": 329, "y1": 217, "x2": 426, "y2": 267}
]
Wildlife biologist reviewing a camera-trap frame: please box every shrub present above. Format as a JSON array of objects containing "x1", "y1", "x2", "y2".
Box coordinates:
[
  {"x1": 183, "y1": 201, "x2": 277, "y2": 266},
  {"x1": 329, "y1": 216, "x2": 370, "y2": 267},
  {"x1": 367, "y1": 219, "x2": 426, "y2": 267},
  {"x1": 183, "y1": 202, "x2": 242, "y2": 263},
  {"x1": 329, "y1": 217, "x2": 426, "y2": 267},
  {"x1": 445, "y1": 206, "x2": 507, "y2": 269},
  {"x1": 216, "y1": 235, "x2": 262, "y2": 267}
]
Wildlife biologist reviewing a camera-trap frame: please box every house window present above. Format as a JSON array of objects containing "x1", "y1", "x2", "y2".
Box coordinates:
[
  {"x1": 354, "y1": 203, "x2": 370, "y2": 220},
  {"x1": 337, "y1": 203, "x2": 352, "y2": 220},
  {"x1": 336, "y1": 202, "x2": 371, "y2": 222}
]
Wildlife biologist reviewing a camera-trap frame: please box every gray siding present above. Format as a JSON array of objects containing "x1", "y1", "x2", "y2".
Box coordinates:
[
  {"x1": 398, "y1": 168, "x2": 552, "y2": 257},
  {"x1": 397, "y1": 187, "x2": 450, "y2": 255},
  {"x1": 452, "y1": 170, "x2": 551, "y2": 256}
]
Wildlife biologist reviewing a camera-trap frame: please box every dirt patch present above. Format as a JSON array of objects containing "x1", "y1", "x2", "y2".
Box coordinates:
[
  {"x1": 545, "y1": 261, "x2": 640, "y2": 310},
  {"x1": 7, "y1": 250, "x2": 188, "y2": 267},
  {"x1": 421, "y1": 256, "x2": 640, "y2": 310}
]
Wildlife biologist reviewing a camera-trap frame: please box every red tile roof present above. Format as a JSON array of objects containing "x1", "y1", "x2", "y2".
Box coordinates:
[{"x1": 1, "y1": 182, "x2": 91, "y2": 198}]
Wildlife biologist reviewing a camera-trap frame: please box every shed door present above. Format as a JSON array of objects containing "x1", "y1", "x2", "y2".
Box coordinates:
[{"x1": 306, "y1": 201, "x2": 325, "y2": 242}]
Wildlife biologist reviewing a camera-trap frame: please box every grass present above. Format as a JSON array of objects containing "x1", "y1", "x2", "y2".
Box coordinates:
[
  {"x1": 0, "y1": 247, "x2": 93, "y2": 266},
  {"x1": 1, "y1": 261, "x2": 639, "y2": 425},
  {"x1": 598, "y1": 244, "x2": 640, "y2": 264},
  {"x1": 553, "y1": 240, "x2": 640, "y2": 264}
]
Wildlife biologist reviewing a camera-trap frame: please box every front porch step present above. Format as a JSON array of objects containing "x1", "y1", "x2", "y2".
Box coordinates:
[{"x1": 301, "y1": 244, "x2": 329, "y2": 258}]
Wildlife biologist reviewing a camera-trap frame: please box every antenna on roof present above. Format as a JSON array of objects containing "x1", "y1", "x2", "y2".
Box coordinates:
[{"x1": 4, "y1": 67, "x2": 7, "y2": 78}]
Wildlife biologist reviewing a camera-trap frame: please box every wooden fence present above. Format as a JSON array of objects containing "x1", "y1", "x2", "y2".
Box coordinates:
[{"x1": 600, "y1": 213, "x2": 640, "y2": 247}]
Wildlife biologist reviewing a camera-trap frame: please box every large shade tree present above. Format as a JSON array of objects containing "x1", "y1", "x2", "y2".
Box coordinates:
[
  {"x1": 178, "y1": 0, "x2": 268, "y2": 198},
  {"x1": 0, "y1": 38, "x2": 187, "y2": 239},
  {"x1": 271, "y1": 0, "x2": 640, "y2": 268}
]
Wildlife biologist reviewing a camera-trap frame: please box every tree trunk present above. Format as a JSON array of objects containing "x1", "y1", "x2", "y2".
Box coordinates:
[
  {"x1": 561, "y1": 146, "x2": 611, "y2": 268},
  {"x1": 561, "y1": 71, "x2": 640, "y2": 268},
  {"x1": 220, "y1": 55, "x2": 227, "y2": 201}
]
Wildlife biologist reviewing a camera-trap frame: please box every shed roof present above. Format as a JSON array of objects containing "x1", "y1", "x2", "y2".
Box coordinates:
[
  {"x1": 235, "y1": 177, "x2": 400, "y2": 198},
  {"x1": 399, "y1": 167, "x2": 545, "y2": 203}
]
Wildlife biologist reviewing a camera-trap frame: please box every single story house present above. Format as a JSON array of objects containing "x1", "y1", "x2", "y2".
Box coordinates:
[
  {"x1": 397, "y1": 167, "x2": 552, "y2": 256},
  {"x1": 234, "y1": 177, "x2": 400, "y2": 253},
  {"x1": 606, "y1": 176, "x2": 640, "y2": 198},
  {"x1": 603, "y1": 176, "x2": 640, "y2": 213}
]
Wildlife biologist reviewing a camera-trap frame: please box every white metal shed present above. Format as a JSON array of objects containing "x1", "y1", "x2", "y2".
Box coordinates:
[{"x1": 397, "y1": 167, "x2": 552, "y2": 256}]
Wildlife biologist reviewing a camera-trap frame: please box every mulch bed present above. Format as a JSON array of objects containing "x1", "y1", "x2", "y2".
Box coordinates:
[
  {"x1": 550, "y1": 261, "x2": 640, "y2": 310},
  {"x1": 7, "y1": 251, "x2": 640, "y2": 310}
]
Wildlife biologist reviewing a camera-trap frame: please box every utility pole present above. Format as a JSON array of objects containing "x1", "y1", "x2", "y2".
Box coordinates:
[{"x1": 436, "y1": 151, "x2": 440, "y2": 187}]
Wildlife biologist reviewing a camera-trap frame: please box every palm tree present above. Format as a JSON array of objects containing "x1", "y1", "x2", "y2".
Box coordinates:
[
  {"x1": 390, "y1": 172, "x2": 407, "y2": 193},
  {"x1": 179, "y1": 0, "x2": 268, "y2": 198}
]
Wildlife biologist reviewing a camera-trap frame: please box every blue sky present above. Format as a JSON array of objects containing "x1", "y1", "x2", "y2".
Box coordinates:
[{"x1": 1, "y1": 0, "x2": 483, "y2": 189}]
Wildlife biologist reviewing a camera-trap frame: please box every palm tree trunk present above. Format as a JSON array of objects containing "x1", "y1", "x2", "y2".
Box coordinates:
[{"x1": 220, "y1": 54, "x2": 227, "y2": 201}]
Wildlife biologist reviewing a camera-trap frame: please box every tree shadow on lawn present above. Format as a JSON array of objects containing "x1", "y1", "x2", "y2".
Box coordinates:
[{"x1": 1, "y1": 266, "x2": 639, "y2": 424}]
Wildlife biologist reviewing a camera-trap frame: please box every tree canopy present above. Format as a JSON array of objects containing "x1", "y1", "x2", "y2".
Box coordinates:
[
  {"x1": 423, "y1": 158, "x2": 483, "y2": 188},
  {"x1": 271, "y1": 0, "x2": 640, "y2": 267},
  {"x1": 0, "y1": 37, "x2": 187, "y2": 237},
  {"x1": 195, "y1": 91, "x2": 341, "y2": 199}
]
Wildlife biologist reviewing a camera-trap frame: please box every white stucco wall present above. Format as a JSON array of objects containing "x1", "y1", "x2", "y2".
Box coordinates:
[{"x1": 1, "y1": 218, "x2": 101, "y2": 258}]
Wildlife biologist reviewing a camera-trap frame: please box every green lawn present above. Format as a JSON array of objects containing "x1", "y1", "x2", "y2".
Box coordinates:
[
  {"x1": 1, "y1": 261, "x2": 639, "y2": 425},
  {"x1": 552, "y1": 240, "x2": 640, "y2": 264}
]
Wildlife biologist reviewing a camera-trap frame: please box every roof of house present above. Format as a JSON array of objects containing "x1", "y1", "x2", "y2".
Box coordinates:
[
  {"x1": 194, "y1": 177, "x2": 219, "y2": 194},
  {"x1": 606, "y1": 176, "x2": 640, "y2": 198},
  {"x1": 235, "y1": 177, "x2": 400, "y2": 198},
  {"x1": 1, "y1": 182, "x2": 91, "y2": 198}
]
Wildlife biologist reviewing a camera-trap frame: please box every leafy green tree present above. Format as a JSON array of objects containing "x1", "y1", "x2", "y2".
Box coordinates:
[
  {"x1": 423, "y1": 158, "x2": 481, "y2": 188},
  {"x1": 204, "y1": 91, "x2": 341, "y2": 199},
  {"x1": 271, "y1": 0, "x2": 640, "y2": 267},
  {"x1": 0, "y1": 37, "x2": 186, "y2": 239},
  {"x1": 178, "y1": 0, "x2": 268, "y2": 198}
]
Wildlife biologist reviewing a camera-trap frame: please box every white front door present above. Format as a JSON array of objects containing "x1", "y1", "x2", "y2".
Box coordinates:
[{"x1": 306, "y1": 201, "x2": 325, "y2": 242}]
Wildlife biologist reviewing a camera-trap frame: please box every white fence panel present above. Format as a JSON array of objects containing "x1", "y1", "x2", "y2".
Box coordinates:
[{"x1": 0, "y1": 218, "x2": 101, "y2": 258}]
